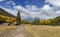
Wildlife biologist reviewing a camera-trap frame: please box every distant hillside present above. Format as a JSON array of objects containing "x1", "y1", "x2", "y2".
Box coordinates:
[
  {"x1": 40, "y1": 16, "x2": 60, "y2": 25},
  {"x1": 0, "y1": 8, "x2": 16, "y2": 18}
]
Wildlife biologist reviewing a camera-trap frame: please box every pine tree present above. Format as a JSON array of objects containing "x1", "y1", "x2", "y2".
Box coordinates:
[
  {"x1": 33, "y1": 17, "x2": 40, "y2": 25},
  {"x1": 16, "y1": 10, "x2": 21, "y2": 25}
]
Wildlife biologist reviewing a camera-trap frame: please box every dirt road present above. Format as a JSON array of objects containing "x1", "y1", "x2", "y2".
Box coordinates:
[{"x1": 0, "y1": 26, "x2": 26, "y2": 37}]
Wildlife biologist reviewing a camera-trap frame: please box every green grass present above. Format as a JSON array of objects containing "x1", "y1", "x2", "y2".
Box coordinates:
[{"x1": 24, "y1": 25, "x2": 60, "y2": 37}]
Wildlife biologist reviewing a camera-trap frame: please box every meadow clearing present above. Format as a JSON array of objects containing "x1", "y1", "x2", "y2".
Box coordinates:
[
  {"x1": 0, "y1": 26, "x2": 17, "y2": 35},
  {"x1": 24, "y1": 25, "x2": 60, "y2": 37},
  {"x1": 0, "y1": 25, "x2": 60, "y2": 37}
]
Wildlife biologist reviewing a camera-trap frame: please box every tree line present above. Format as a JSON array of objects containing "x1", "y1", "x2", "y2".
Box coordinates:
[
  {"x1": 17, "y1": 10, "x2": 60, "y2": 25},
  {"x1": 0, "y1": 10, "x2": 60, "y2": 26}
]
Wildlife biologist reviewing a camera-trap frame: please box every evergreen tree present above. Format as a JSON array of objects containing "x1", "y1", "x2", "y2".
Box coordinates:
[
  {"x1": 16, "y1": 10, "x2": 21, "y2": 25},
  {"x1": 32, "y1": 17, "x2": 40, "y2": 25}
]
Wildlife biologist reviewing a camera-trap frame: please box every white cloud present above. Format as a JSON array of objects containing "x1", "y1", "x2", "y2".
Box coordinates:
[
  {"x1": 13, "y1": 5, "x2": 40, "y2": 19},
  {"x1": 14, "y1": 5, "x2": 54, "y2": 20},
  {"x1": 6, "y1": 1, "x2": 16, "y2": 6},
  {"x1": 41, "y1": 4, "x2": 60, "y2": 19},
  {"x1": 0, "y1": 0, "x2": 5, "y2": 2},
  {"x1": 31, "y1": 6, "x2": 38, "y2": 10},
  {"x1": 10, "y1": 1, "x2": 14, "y2": 3},
  {"x1": 2, "y1": 8, "x2": 17, "y2": 16},
  {"x1": 0, "y1": 6, "x2": 17, "y2": 16},
  {"x1": 1, "y1": 3, "x2": 60, "y2": 20},
  {"x1": 42, "y1": 4, "x2": 52, "y2": 10},
  {"x1": 12, "y1": 2, "x2": 16, "y2": 6},
  {"x1": 46, "y1": 0, "x2": 60, "y2": 6},
  {"x1": 14, "y1": 5, "x2": 24, "y2": 10},
  {"x1": 56, "y1": 11, "x2": 60, "y2": 14},
  {"x1": 6, "y1": 2, "x2": 10, "y2": 4},
  {"x1": 45, "y1": 0, "x2": 48, "y2": 3},
  {"x1": 10, "y1": 1, "x2": 16, "y2": 6},
  {"x1": 0, "y1": 0, "x2": 60, "y2": 20},
  {"x1": 11, "y1": 5, "x2": 60, "y2": 20},
  {"x1": 0, "y1": 6, "x2": 33, "y2": 20}
]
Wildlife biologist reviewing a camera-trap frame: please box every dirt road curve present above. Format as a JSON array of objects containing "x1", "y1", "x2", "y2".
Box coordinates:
[{"x1": 0, "y1": 26, "x2": 26, "y2": 37}]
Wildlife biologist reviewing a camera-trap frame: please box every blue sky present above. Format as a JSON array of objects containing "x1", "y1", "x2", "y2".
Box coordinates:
[
  {"x1": 0, "y1": 0, "x2": 45, "y2": 9},
  {"x1": 0, "y1": 0, "x2": 60, "y2": 20}
]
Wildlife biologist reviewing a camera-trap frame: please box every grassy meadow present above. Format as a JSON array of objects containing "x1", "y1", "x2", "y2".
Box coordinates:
[
  {"x1": 0, "y1": 25, "x2": 60, "y2": 37},
  {"x1": 0, "y1": 26, "x2": 17, "y2": 35},
  {"x1": 24, "y1": 25, "x2": 60, "y2": 37}
]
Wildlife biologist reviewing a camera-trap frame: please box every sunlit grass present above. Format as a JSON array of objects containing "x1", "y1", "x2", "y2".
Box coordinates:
[
  {"x1": 24, "y1": 25, "x2": 60, "y2": 37},
  {"x1": 0, "y1": 26, "x2": 17, "y2": 35},
  {"x1": 0, "y1": 25, "x2": 60, "y2": 37}
]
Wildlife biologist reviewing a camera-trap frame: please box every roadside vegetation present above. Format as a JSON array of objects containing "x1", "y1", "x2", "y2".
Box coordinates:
[
  {"x1": 24, "y1": 25, "x2": 60, "y2": 37},
  {"x1": 0, "y1": 26, "x2": 17, "y2": 35}
]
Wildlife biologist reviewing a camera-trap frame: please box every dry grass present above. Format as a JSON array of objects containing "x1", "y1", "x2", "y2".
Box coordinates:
[
  {"x1": 0, "y1": 26, "x2": 17, "y2": 35},
  {"x1": 24, "y1": 25, "x2": 60, "y2": 37},
  {"x1": 0, "y1": 25, "x2": 60, "y2": 37}
]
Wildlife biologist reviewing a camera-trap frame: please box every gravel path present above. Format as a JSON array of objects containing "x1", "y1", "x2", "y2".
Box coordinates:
[{"x1": 0, "y1": 26, "x2": 26, "y2": 37}]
